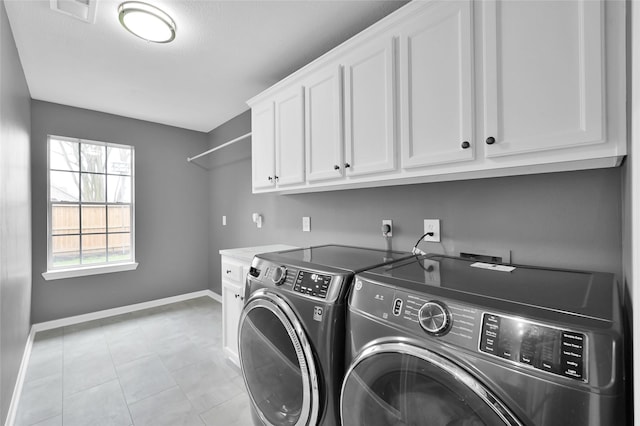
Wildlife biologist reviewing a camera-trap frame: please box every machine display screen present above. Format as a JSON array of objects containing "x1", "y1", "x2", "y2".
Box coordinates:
[
  {"x1": 293, "y1": 271, "x2": 332, "y2": 298},
  {"x1": 479, "y1": 313, "x2": 586, "y2": 381}
]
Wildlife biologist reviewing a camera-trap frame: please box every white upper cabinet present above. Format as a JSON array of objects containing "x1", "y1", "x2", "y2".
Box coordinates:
[
  {"x1": 251, "y1": 102, "x2": 276, "y2": 190},
  {"x1": 304, "y1": 64, "x2": 344, "y2": 182},
  {"x1": 399, "y1": 0, "x2": 475, "y2": 169},
  {"x1": 482, "y1": 0, "x2": 605, "y2": 157},
  {"x1": 274, "y1": 87, "x2": 305, "y2": 187},
  {"x1": 343, "y1": 36, "x2": 396, "y2": 177},
  {"x1": 247, "y1": 0, "x2": 624, "y2": 194},
  {"x1": 251, "y1": 88, "x2": 305, "y2": 191}
]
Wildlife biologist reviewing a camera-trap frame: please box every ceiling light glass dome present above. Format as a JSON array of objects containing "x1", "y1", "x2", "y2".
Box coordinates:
[{"x1": 118, "y1": 2, "x2": 176, "y2": 43}]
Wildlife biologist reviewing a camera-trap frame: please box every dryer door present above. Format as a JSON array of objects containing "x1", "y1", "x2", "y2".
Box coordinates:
[
  {"x1": 238, "y1": 289, "x2": 319, "y2": 426},
  {"x1": 341, "y1": 342, "x2": 523, "y2": 426}
]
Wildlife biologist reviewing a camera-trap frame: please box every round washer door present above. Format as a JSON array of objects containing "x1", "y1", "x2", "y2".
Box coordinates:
[
  {"x1": 238, "y1": 289, "x2": 320, "y2": 426},
  {"x1": 341, "y1": 342, "x2": 523, "y2": 426}
]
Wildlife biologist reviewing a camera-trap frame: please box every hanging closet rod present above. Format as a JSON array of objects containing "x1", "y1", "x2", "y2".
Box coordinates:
[{"x1": 187, "y1": 132, "x2": 252, "y2": 162}]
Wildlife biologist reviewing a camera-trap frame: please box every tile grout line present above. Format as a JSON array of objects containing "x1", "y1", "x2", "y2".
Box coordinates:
[
  {"x1": 26, "y1": 413, "x2": 60, "y2": 426},
  {"x1": 111, "y1": 303, "x2": 207, "y2": 424},
  {"x1": 104, "y1": 322, "x2": 135, "y2": 426},
  {"x1": 111, "y1": 305, "x2": 191, "y2": 416},
  {"x1": 61, "y1": 326, "x2": 115, "y2": 400}
]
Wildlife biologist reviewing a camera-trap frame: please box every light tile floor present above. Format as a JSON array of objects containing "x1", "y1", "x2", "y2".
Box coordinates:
[{"x1": 14, "y1": 297, "x2": 254, "y2": 426}]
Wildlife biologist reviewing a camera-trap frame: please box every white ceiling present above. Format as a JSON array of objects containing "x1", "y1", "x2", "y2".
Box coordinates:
[{"x1": 5, "y1": 0, "x2": 408, "y2": 133}]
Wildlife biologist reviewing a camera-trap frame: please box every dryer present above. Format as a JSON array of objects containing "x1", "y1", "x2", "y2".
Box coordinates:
[
  {"x1": 341, "y1": 254, "x2": 627, "y2": 426},
  {"x1": 238, "y1": 245, "x2": 413, "y2": 426}
]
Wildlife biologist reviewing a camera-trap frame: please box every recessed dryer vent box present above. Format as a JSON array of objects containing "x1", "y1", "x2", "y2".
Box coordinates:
[
  {"x1": 50, "y1": 0, "x2": 97, "y2": 24},
  {"x1": 454, "y1": 244, "x2": 511, "y2": 264}
]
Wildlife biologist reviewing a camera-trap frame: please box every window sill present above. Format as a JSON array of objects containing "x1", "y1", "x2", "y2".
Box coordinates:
[{"x1": 42, "y1": 262, "x2": 139, "y2": 281}]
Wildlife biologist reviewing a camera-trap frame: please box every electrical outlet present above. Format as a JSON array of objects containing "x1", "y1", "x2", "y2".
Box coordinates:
[
  {"x1": 302, "y1": 216, "x2": 311, "y2": 232},
  {"x1": 423, "y1": 219, "x2": 441, "y2": 242},
  {"x1": 382, "y1": 219, "x2": 392, "y2": 237}
]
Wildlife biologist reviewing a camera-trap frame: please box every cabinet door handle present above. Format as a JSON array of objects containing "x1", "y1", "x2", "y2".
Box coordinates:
[
  {"x1": 234, "y1": 294, "x2": 239, "y2": 298},
  {"x1": 334, "y1": 165, "x2": 340, "y2": 170},
  {"x1": 240, "y1": 296, "x2": 244, "y2": 301},
  {"x1": 461, "y1": 141, "x2": 470, "y2": 149},
  {"x1": 486, "y1": 136, "x2": 496, "y2": 145},
  {"x1": 267, "y1": 176, "x2": 273, "y2": 181},
  {"x1": 344, "y1": 163, "x2": 351, "y2": 168},
  {"x1": 274, "y1": 175, "x2": 279, "y2": 181},
  {"x1": 226, "y1": 269, "x2": 232, "y2": 274}
]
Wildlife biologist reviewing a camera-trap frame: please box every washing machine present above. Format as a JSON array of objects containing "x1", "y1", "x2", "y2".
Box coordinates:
[
  {"x1": 341, "y1": 254, "x2": 627, "y2": 426},
  {"x1": 238, "y1": 244, "x2": 413, "y2": 426}
]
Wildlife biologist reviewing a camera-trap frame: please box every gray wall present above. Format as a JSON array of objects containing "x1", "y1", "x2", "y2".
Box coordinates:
[
  {"x1": 207, "y1": 110, "x2": 623, "y2": 295},
  {"x1": 31, "y1": 101, "x2": 210, "y2": 323},
  {"x1": 0, "y1": 1, "x2": 32, "y2": 423}
]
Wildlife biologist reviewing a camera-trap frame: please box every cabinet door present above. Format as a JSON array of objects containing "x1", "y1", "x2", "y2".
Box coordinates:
[
  {"x1": 482, "y1": 0, "x2": 604, "y2": 158},
  {"x1": 275, "y1": 87, "x2": 305, "y2": 187},
  {"x1": 251, "y1": 102, "x2": 276, "y2": 190},
  {"x1": 400, "y1": 0, "x2": 474, "y2": 169},
  {"x1": 304, "y1": 65, "x2": 344, "y2": 182},
  {"x1": 222, "y1": 280, "x2": 244, "y2": 366},
  {"x1": 343, "y1": 36, "x2": 396, "y2": 176}
]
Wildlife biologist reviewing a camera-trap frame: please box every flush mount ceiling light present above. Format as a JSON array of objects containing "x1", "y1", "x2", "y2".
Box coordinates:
[{"x1": 118, "y1": 1, "x2": 176, "y2": 43}]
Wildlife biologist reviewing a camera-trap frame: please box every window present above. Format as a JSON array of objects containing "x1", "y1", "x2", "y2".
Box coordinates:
[{"x1": 44, "y1": 135, "x2": 136, "y2": 279}]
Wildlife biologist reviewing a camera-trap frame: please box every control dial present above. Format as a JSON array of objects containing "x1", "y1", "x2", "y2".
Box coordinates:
[
  {"x1": 271, "y1": 266, "x2": 287, "y2": 286},
  {"x1": 418, "y1": 301, "x2": 451, "y2": 336}
]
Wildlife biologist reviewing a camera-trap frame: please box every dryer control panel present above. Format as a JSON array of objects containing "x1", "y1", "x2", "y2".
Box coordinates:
[
  {"x1": 479, "y1": 313, "x2": 587, "y2": 382},
  {"x1": 292, "y1": 270, "x2": 332, "y2": 298},
  {"x1": 247, "y1": 259, "x2": 349, "y2": 303}
]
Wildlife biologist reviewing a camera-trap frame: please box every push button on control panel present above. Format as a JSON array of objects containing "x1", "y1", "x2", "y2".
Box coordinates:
[
  {"x1": 480, "y1": 314, "x2": 500, "y2": 355},
  {"x1": 392, "y1": 298, "x2": 403, "y2": 316},
  {"x1": 561, "y1": 332, "x2": 585, "y2": 380}
]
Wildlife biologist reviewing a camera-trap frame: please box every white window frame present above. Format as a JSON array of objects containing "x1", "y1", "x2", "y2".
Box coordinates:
[{"x1": 42, "y1": 135, "x2": 138, "y2": 281}]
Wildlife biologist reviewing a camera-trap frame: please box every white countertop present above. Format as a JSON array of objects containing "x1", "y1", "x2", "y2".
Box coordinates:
[{"x1": 219, "y1": 244, "x2": 299, "y2": 263}]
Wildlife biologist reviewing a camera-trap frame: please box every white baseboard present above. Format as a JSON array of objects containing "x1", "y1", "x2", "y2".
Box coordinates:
[
  {"x1": 208, "y1": 290, "x2": 222, "y2": 303},
  {"x1": 32, "y1": 289, "x2": 221, "y2": 332},
  {"x1": 4, "y1": 328, "x2": 35, "y2": 426},
  {"x1": 4, "y1": 289, "x2": 222, "y2": 426}
]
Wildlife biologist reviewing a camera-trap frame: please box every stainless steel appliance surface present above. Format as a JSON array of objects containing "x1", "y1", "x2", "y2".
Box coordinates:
[
  {"x1": 238, "y1": 244, "x2": 414, "y2": 426},
  {"x1": 341, "y1": 254, "x2": 627, "y2": 426}
]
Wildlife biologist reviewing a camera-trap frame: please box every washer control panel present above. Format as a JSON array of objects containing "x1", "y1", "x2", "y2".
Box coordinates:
[
  {"x1": 350, "y1": 276, "x2": 590, "y2": 384},
  {"x1": 350, "y1": 278, "x2": 482, "y2": 350},
  {"x1": 479, "y1": 313, "x2": 587, "y2": 382}
]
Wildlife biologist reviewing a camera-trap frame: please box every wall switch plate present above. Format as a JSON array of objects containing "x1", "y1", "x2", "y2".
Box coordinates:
[
  {"x1": 382, "y1": 219, "x2": 392, "y2": 237},
  {"x1": 423, "y1": 219, "x2": 441, "y2": 242},
  {"x1": 302, "y1": 216, "x2": 311, "y2": 232},
  {"x1": 222, "y1": 215, "x2": 227, "y2": 226}
]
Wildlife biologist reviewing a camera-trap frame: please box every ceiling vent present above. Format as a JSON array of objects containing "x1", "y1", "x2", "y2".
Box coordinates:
[{"x1": 50, "y1": 0, "x2": 97, "y2": 24}]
